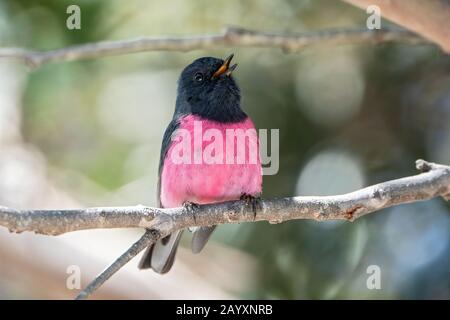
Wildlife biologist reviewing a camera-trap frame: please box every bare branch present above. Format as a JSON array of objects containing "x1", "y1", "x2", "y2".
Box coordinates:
[
  {"x1": 1, "y1": 159, "x2": 449, "y2": 299},
  {"x1": 0, "y1": 27, "x2": 431, "y2": 69},
  {"x1": 1, "y1": 160, "x2": 449, "y2": 237},
  {"x1": 343, "y1": 0, "x2": 450, "y2": 53},
  {"x1": 75, "y1": 229, "x2": 164, "y2": 300}
]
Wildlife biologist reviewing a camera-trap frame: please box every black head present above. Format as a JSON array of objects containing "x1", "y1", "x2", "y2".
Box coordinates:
[{"x1": 175, "y1": 55, "x2": 247, "y2": 123}]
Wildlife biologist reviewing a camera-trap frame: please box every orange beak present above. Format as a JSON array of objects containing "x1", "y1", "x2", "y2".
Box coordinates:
[{"x1": 212, "y1": 54, "x2": 237, "y2": 78}]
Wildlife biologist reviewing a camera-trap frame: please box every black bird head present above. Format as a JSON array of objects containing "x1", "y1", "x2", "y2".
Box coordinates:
[{"x1": 175, "y1": 54, "x2": 247, "y2": 123}]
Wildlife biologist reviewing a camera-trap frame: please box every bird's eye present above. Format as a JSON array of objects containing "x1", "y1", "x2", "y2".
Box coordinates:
[{"x1": 194, "y1": 72, "x2": 204, "y2": 82}]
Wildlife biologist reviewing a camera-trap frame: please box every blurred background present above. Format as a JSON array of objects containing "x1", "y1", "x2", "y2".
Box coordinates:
[{"x1": 0, "y1": 0, "x2": 449, "y2": 299}]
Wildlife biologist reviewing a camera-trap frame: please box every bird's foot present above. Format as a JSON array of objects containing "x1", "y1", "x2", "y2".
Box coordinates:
[
  {"x1": 240, "y1": 193, "x2": 262, "y2": 221},
  {"x1": 183, "y1": 201, "x2": 200, "y2": 223}
]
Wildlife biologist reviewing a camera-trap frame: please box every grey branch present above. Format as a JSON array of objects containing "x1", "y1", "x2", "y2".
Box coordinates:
[
  {"x1": 343, "y1": 0, "x2": 450, "y2": 53},
  {"x1": 74, "y1": 229, "x2": 164, "y2": 300},
  {"x1": 1, "y1": 159, "x2": 449, "y2": 235},
  {"x1": 0, "y1": 27, "x2": 431, "y2": 69},
  {"x1": 1, "y1": 159, "x2": 449, "y2": 299}
]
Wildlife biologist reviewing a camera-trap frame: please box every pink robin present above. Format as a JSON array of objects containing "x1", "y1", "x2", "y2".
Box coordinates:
[{"x1": 138, "y1": 54, "x2": 262, "y2": 273}]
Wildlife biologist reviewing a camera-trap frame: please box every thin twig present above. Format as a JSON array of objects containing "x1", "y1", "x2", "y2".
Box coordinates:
[
  {"x1": 0, "y1": 27, "x2": 431, "y2": 69},
  {"x1": 75, "y1": 229, "x2": 165, "y2": 300}
]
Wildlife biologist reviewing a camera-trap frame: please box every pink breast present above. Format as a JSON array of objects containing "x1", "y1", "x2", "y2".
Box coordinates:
[{"x1": 160, "y1": 115, "x2": 262, "y2": 208}]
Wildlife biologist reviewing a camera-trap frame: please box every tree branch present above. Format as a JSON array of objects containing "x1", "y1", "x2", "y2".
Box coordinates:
[
  {"x1": 1, "y1": 160, "x2": 449, "y2": 236},
  {"x1": 74, "y1": 229, "x2": 164, "y2": 300},
  {"x1": 1, "y1": 159, "x2": 449, "y2": 299},
  {"x1": 0, "y1": 27, "x2": 432, "y2": 69},
  {"x1": 1, "y1": 3, "x2": 447, "y2": 301},
  {"x1": 343, "y1": 0, "x2": 450, "y2": 53}
]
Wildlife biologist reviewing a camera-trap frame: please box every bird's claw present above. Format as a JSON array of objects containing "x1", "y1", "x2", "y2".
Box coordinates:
[
  {"x1": 183, "y1": 201, "x2": 200, "y2": 211},
  {"x1": 240, "y1": 193, "x2": 261, "y2": 221},
  {"x1": 183, "y1": 201, "x2": 200, "y2": 223},
  {"x1": 183, "y1": 201, "x2": 200, "y2": 212}
]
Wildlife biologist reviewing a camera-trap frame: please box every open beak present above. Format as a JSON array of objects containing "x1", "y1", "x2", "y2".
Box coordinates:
[{"x1": 212, "y1": 54, "x2": 237, "y2": 78}]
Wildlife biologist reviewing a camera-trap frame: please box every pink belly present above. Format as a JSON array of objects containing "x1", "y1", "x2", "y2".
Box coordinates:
[{"x1": 160, "y1": 115, "x2": 262, "y2": 207}]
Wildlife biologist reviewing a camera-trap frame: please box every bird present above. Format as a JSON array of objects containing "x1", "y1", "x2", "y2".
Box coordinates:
[{"x1": 138, "y1": 54, "x2": 262, "y2": 273}]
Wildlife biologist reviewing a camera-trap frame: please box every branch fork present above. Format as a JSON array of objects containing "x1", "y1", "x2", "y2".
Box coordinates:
[{"x1": 1, "y1": 159, "x2": 449, "y2": 299}]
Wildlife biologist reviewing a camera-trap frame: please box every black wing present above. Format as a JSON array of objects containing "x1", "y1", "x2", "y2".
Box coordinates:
[
  {"x1": 156, "y1": 116, "x2": 182, "y2": 207},
  {"x1": 138, "y1": 116, "x2": 184, "y2": 272}
]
